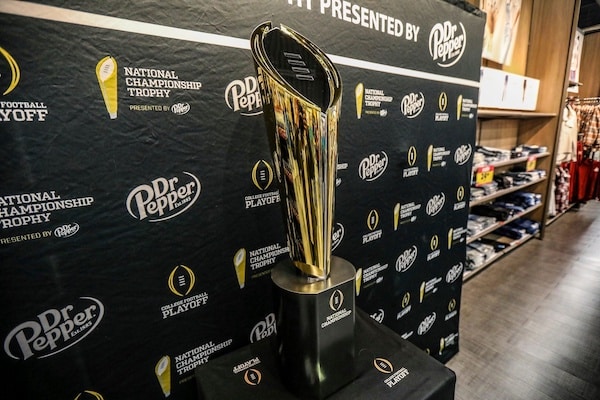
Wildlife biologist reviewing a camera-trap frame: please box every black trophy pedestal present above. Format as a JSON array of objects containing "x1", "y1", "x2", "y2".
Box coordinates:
[
  {"x1": 271, "y1": 256, "x2": 356, "y2": 399},
  {"x1": 195, "y1": 308, "x2": 456, "y2": 400}
]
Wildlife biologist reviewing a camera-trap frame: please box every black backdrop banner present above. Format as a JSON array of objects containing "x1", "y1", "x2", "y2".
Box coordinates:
[{"x1": 0, "y1": 1, "x2": 484, "y2": 399}]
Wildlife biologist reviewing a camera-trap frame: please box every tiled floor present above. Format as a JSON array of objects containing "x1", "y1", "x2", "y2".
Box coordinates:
[{"x1": 447, "y1": 201, "x2": 600, "y2": 400}]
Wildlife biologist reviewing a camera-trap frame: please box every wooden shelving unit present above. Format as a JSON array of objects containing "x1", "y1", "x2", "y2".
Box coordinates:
[{"x1": 464, "y1": 0, "x2": 581, "y2": 282}]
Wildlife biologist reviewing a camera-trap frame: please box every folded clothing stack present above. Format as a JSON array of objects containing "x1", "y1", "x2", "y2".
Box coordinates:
[
  {"x1": 495, "y1": 224, "x2": 526, "y2": 239},
  {"x1": 466, "y1": 248, "x2": 485, "y2": 270},
  {"x1": 479, "y1": 237, "x2": 509, "y2": 252},
  {"x1": 473, "y1": 144, "x2": 547, "y2": 168},
  {"x1": 502, "y1": 191, "x2": 542, "y2": 208},
  {"x1": 470, "y1": 182, "x2": 499, "y2": 198},
  {"x1": 469, "y1": 192, "x2": 540, "y2": 223},
  {"x1": 468, "y1": 214, "x2": 497, "y2": 236},
  {"x1": 495, "y1": 170, "x2": 546, "y2": 187},
  {"x1": 492, "y1": 201, "x2": 525, "y2": 214},
  {"x1": 470, "y1": 204, "x2": 512, "y2": 221},
  {"x1": 510, "y1": 218, "x2": 540, "y2": 234},
  {"x1": 472, "y1": 151, "x2": 487, "y2": 168},
  {"x1": 513, "y1": 144, "x2": 548, "y2": 156},
  {"x1": 487, "y1": 218, "x2": 541, "y2": 241},
  {"x1": 494, "y1": 174, "x2": 514, "y2": 189},
  {"x1": 475, "y1": 146, "x2": 512, "y2": 164},
  {"x1": 466, "y1": 240, "x2": 496, "y2": 270},
  {"x1": 480, "y1": 181, "x2": 498, "y2": 195},
  {"x1": 470, "y1": 187, "x2": 486, "y2": 200}
]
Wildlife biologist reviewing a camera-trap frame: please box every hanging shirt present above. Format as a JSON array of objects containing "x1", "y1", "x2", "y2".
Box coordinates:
[
  {"x1": 556, "y1": 105, "x2": 578, "y2": 162},
  {"x1": 577, "y1": 105, "x2": 600, "y2": 151}
]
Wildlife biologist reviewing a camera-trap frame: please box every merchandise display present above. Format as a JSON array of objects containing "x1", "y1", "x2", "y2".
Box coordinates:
[
  {"x1": 464, "y1": 0, "x2": 586, "y2": 286},
  {"x1": 431, "y1": 96, "x2": 553, "y2": 281}
]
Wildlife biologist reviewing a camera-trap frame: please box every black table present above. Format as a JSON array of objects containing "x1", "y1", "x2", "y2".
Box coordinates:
[{"x1": 195, "y1": 309, "x2": 455, "y2": 399}]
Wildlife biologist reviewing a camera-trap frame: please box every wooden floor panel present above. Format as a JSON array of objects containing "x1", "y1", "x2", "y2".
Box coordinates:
[{"x1": 447, "y1": 201, "x2": 600, "y2": 400}]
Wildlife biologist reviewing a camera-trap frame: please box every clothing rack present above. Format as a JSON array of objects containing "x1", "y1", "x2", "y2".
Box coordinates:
[{"x1": 566, "y1": 96, "x2": 600, "y2": 104}]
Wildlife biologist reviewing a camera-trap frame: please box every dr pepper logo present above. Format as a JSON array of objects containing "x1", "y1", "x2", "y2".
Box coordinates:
[
  {"x1": 429, "y1": 21, "x2": 466, "y2": 67},
  {"x1": 400, "y1": 92, "x2": 425, "y2": 119},
  {"x1": 359, "y1": 151, "x2": 388, "y2": 182},
  {"x1": 225, "y1": 76, "x2": 262, "y2": 116},
  {"x1": 126, "y1": 172, "x2": 201, "y2": 222},
  {"x1": 4, "y1": 297, "x2": 104, "y2": 361}
]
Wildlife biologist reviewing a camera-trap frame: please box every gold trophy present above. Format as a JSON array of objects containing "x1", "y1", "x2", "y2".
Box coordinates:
[
  {"x1": 155, "y1": 355, "x2": 171, "y2": 398},
  {"x1": 456, "y1": 94, "x2": 463, "y2": 120},
  {"x1": 355, "y1": 83, "x2": 364, "y2": 119},
  {"x1": 427, "y1": 144, "x2": 434, "y2": 171},
  {"x1": 233, "y1": 248, "x2": 246, "y2": 289},
  {"x1": 393, "y1": 202, "x2": 400, "y2": 231},
  {"x1": 251, "y1": 22, "x2": 356, "y2": 399},
  {"x1": 96, "y1": 56, "x2": 118, "y2": 119},
  {"x1": 355, "y1": 267, "x2": 363, "y2": 296},
  {"x1": 448, "y1": 228, "x2": 454, "y2": 250}
]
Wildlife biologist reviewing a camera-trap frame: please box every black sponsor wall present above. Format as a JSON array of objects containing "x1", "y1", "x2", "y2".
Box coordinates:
[{"x1": 0, "y1": 1, "x2": 483, "y2": 398}]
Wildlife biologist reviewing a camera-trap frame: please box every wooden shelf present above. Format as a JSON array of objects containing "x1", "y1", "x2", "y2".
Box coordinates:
[
  {"x1": 472, "y1": 151, "x2": 550, "y2": 172},
  {"x1": 464, "y1": 232, "x2": 538, "y2": 282},
  {"x1": 467, "y1": 202, "x2": 542, "y2": 244},
  {"x1": 477, "y1": 109, "x2": 557, "y2": 119},
  {"x1": 469, "y1": 177, "x2": 547, "y2": 207}
]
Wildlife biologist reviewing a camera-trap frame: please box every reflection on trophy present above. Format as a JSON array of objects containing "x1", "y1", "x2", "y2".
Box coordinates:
[
  {"x1": 155, "y1": 355, "x2": 171, "y2": 398},
  {"x1": 96, "y1": 56, "x2": 118, "y2": 119},
  {"x1": 355, "y1": 83, "x2": 364, "y2": 119},
  {"x1": 251, "y1": 22, "x2": 356, "y2": 399},
  {"x1": 233, "y1": 248, "x2": 246, "y2": 289},
  {"x1": 427, "y1": 145, "x2": 434, "y2": 171},
  {"x1": 394, "y1": 202, "x2": 400, "y2": 231},
  {"x1": 74, "y1": 390, "x2": 104, "y2": 400},
  {"x1": 355, "y1": 267, "x2": 363, "y2": 296},
  {"x1": 439, "y1": 337, "x2": 446, "y2": 355}
]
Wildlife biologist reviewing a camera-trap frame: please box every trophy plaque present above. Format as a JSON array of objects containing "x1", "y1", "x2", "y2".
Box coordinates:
[{"x1": 250, "y1": 22, "x2": 356, "y2": 399}]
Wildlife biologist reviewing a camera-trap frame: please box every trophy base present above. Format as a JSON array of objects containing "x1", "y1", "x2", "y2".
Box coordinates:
[{"x1": 271, "y1": 256, "x2": 356, "y2": 399}]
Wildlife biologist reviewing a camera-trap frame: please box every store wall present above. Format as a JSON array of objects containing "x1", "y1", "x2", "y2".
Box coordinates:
[
  {"x1": 0, "y1": 1, "x2": 483, "y2": 399},
  {"x1": 579, "y1": 31, "x2": 600, "y2": 97}
]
